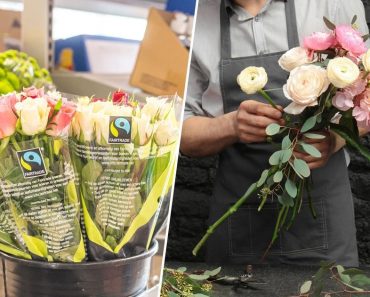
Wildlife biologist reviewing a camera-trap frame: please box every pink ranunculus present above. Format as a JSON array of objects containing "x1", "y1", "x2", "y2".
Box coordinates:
[
  {"x1": 47, "y1": 97, "x2": 77, "y2": 137},
  {"x1": 303, "y1": 32, "x2": 336, "y2": 51},
  {"x1": 353, "y1": 90, "x2": 370, "y2": 127},
  {"x1": 0, "y1": 102, "x2": 17, "y2": 139},
  {"x1": 332, "y1": 91, "x2": 354, "y2": 111},
  {"x1": 21, "y1": 87, "x2": 45, "y2": 100},
  {"x1": 344, "y1": 76, "x2": 367, "y2": 97},
  {"x1": 335, "y1": 25, "x2": 367, "y2": 57}
]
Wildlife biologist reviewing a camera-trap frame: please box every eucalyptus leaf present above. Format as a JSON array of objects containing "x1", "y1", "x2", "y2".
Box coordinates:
[
  {"x1": 337, "y1": 265, "x2": 351, "y2": 285},
  {"x1": 177, "y1": 267, "x2": 187, "y2": 273},
  {"x1": 293, "y1": 159, "x2": 310, "y2": 178},
  {"x1": 269, "y1": 151, "x2": 282, "y2": 166},
  {"x1": 281, "y1": 149, "x2": 293, "y2": 163},
  {"x1": 285, "y1": 179, "x2": 298, "y2": 198},
  {"x1": 351, "y1": 274, "x2": 370, "y2": 288},
  {"x1": 273, "y1": 171, "x2": 283, "y2": 183},
  {"x1": 300, "y1": 281, "x2": 312, "y2": 294},
  {"x1": 304, "y1": 133, "x2": 326, "y2": 140},
  {"x1": 300, "y1": 143, "x2": 322, "y2": 158},
  {"x1": 189, "y1": 274, "x2": 210, "y2": 281},
  {"x1": 266, "y1": 123, "x2": 281, "y2": 136},
  {"x1": 168, "y1": 292, "x2": 181, "y2": 297},
  {"x1": 204, "y1": 267, "x2": 221, "y2": 277},
  {"x1": 278, "y1": 192, "x2": 294, "y2": 207},
  {"x1": 257, "y1": 169, "x2": 269, "y2": 187},
  {"x1": 301, "y1": 115, "x2": 317, "y2": 133},
  {"x1": 282, "y1": 136, "x2": 292, "y2": 150}
]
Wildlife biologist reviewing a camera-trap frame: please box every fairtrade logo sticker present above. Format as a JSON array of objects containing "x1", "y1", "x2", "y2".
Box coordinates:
[
  {"x1": 17, "y1": 148, "x2": 47, "y2": 179},
  {"x1": 108, "y1": 116, "x2": 132, "y2": 144}
]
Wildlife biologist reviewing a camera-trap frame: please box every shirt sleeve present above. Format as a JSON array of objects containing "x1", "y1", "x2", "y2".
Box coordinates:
[
  {"x1": 183, "y1": 52, "x2": 210, "y2": 121},
  {"x1": 335, "y1": 0, "x2": 369, "y2": 39}
]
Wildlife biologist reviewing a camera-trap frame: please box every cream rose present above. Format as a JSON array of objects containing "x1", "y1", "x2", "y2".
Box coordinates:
[
  {"x1": 362, "y1": 49, "x2": 370, "y2": 72},
  {"x1": 327, "y1": 57, "x2": 360, "y2": 88},
  {"x1": 283, "y1": 65, "x2": 330, "y2": 115},
  {"x1": 132, "y1": 114, "x2": 155, "y2": 146},
  {"x1": 72, "y1": 104, "x2": 94, "y2": 142},
  {"x1": 237, "y1": 67, "x2": 268, "y2": 94},
  {"x1": 154, "y1": 121, "x2": 179, "y2": 146},
  {"x1": 15, "y1": 97, "x2": 50, "y2": 135},
  {"x1": 278, "y1": 47, "x2": 313, "y2": 72}
]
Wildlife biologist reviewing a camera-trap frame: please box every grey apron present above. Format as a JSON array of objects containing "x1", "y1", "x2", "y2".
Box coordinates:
[{"x1": 206, "y1": 0, "x2": 359, "y2": 266}]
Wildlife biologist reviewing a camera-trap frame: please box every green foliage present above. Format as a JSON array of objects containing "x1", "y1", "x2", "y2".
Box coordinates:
[
  {"x1": 301, "y1": 115, "x2": 317, "y2": 133},
  {"x1": 266, "y1": 123, "x2": 281, "y2": 136},
  {"x1": 292, "y1": 159, "x2": 310, "y2": 178},
  {"x1": 300, "y1": 142, "x2": 322, "y2": 158}
]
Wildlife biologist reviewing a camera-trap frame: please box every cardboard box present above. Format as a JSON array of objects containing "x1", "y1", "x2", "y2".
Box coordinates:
[
  {"x1": 0, "y1": 9, "x2": 21, "y2": 52},
  {"x1": 130, "y1": 8, "x2": 189, "y2": 97}
]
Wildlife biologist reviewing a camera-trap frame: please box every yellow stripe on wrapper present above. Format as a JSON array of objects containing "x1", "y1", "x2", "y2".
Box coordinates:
[
  {"x1": 80, "y1": 195, "x2": 114, "y2": 253},
  {"x1": 73, "y1": 237, "x2": 86, "y2": 262},
  {"x1": 114, "y1": 143, "x2": 177, "y2": 253},
  {"x1": 20, "y1": 157, "x2": 32, "y2": 171}
]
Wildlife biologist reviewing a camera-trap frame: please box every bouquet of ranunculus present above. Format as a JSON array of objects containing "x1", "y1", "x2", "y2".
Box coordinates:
[
  {"x1": 0, "y1": 50, "x2": 53, "y2": 95},
  {"x1": 193, "y1": 16, "x2": 370, "y2": 256},
  {"x1": 70, "y1": 90, "x2": 180, "y2": 260},
  {"x1": 0, "y1": 87, "x2": 85, "y2": 262}
]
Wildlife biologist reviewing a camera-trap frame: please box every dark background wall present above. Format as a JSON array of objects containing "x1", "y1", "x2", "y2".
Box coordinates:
[{"x1": 166, "y1": 2, "x2": 370, "y2": 265}]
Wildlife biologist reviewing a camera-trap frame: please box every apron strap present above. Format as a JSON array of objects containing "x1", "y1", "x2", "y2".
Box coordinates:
[{"x1": 220, "y1": 0, "x2": 300, "y2": 59}]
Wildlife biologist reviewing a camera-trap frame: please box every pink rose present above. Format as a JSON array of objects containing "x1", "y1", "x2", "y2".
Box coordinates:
[
  {"x1": 335, "y1": 25, "x2": 367, "y2": 57},
  {"x1": 21, "y1": 87, "x2": 45, "y2": 100},
  {"x1": 303, "y1": 32, "x2": 336, "y2": 51},
  {"x1": 353, "y1": 89, "x2": 370, "y2": 128},
  {"x1": 0, "y1": 101, "x2": 17, "y2": 139},
  {"x1": 332, "y1": 91, "x2": 354, "y2": 111},
  {"x1": 47, "y1": 97, "x2": 77, "y2": 137}
]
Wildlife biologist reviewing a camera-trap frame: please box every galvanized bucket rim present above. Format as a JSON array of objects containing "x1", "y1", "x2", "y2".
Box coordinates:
[{"x1": 0, "y1": 240, "x2": 158, "y2": 270}]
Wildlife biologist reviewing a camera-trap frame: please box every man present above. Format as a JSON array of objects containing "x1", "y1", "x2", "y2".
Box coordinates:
[{"x1": 182, "y1": 0, "x2": 369, "y2": 266}]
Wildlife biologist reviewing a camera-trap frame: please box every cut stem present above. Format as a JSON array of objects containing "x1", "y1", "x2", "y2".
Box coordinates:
[{"x1": 258, "y1": 89, "x2": 278, "y2": 109}]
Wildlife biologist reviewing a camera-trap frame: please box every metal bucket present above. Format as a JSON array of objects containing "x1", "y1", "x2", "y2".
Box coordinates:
[{"x1": 0, "y1": 241, "x2": 158, "y2": 297}]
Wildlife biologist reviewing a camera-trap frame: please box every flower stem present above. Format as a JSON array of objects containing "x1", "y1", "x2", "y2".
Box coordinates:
[
  {"x1": 192, "y1": 182, "x2": 259, "y2": 256},
  {"x1": 258, "y1": 89, "x2": 278, "y2": 109},
  {"x1": 0, "y1": 137, "x2": 10, "y2": 155},
  {"x1": 10, "y1": 135, "x2": 21, "y2": 151}
]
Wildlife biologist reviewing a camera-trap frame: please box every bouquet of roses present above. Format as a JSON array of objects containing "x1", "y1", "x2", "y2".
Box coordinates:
[
  {"x1": 70, "y1": 91, "x2": 181, "y2": 260},
  {"x1": 0, "y1": 87, "x2": 85, "y2": 262},
  {"x1": 193, "y1": 16, "x2": 370, "y2": 256},
  {"x1": 0, "y1": 50, "x2": 53, "y2": 95}
]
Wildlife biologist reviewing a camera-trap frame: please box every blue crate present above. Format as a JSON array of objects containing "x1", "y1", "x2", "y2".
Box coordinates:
[{"x1": 166, "y1": 0, "x2": 196, "y2": 15}]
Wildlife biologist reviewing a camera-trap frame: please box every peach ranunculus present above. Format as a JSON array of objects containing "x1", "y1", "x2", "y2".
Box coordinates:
[
  {"x1": 283, "y1": 65, "x2": 330, "y2": 115},
  {"x1": 303, "y1": 31, "x2": 336, "y2": 51},
  {"x1": 278, "y1": 47, "x2": 313, "y2": 72},
  {"x1": 335, "y1": 25, "x2": 367, "y2": 57}
]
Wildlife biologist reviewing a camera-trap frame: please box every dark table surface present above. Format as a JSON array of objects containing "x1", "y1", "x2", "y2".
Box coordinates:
[{"x1": 166, "y1": 261, "x2": 370, "y2": 297}]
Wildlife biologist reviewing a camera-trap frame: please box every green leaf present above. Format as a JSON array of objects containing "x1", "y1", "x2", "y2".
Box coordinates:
[
  {"x1": 269, "y1": 151, "x2": 282, "y2": 166},
  {"x1": 293, "y1": 159, "x2": 310, "y2": 178},
  {"x1": 282, "y1": 136, "x2": 292, "y2": 150},
  {"x1": 285, "y1": 178, "x2": 298, "y2": 198},
  {"x1": 82, "y1": 160, "x2": 103, "y2": 182},
  {"x1": 300, "y1": 142, "x2": 322, "y2": 158},
  {"x1": 337, "y1": 265, "x2": 351, "y2": 285},
  {"x1": 304, "y1": 133, "x2": 326, "y2": 140},
  {"x1": 278, "y1": 192, "x2": 294, "y2": 207},
  {"x1": 204, "y1": 267, "x2": 221, "y2": 277},
  {"x1": 323, "y1": 16, "x2": 336, "y2": 30},
  {"x1": 281, "y1": 149, "x2": 293, "y2": 163},
  {"x1": 257, "y1": 169, "x2": 269, "y2": 187},
  {"x1": 266, "y1": 123, "x2": 280, "y2": 136},
  {"x1": 273, "y1": 171, "x2": 283, "y2": 183},
  {"x1": 189, "y1": 274, "x2": 210, "y2": 281},
  {"x1": 363, "y1": 34, "x2": 370, "y2": 42},
  {"x1": 54, "y1": 98, "x2": 63, "y2": 113},
  {"x1": 168, "y1": 292, "x2": 181, "y2": 297},
  {"x1": 352, "y1": 15, "x2": 358, "y2": 25},
  {"x1": 343, "y1": 268, "x2": 366, "y2": 276},
  {"x1": 300, "y1": 281, "x2": 312, "y2": 294},
  {"x1": 177, "y1": 267, "x2": 187, "y2": 273},
  {"x1": 351, "y1": 274, "x2": 370, "y2": 288},
  {"x1": 301, "y1": 115, "x2": 317, "y2": 133},
  {"x1": 192, "y1": 294, "x2": 210, "y2": 297}
]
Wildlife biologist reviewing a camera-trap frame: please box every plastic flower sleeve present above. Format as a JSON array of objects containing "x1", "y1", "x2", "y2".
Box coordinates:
[
  {"x1": 0, "y1": 137, "x2": 86, "y2": 262},
  {"x1": 71, "y1": 95, "x2": 181, "y2": 260}
]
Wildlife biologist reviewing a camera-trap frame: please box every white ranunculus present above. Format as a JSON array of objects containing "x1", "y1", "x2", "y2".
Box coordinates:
[
  {"x1": 327, "y1": 57, "x2": 360, "y2": 88},
  {"x1": 362, "y1": 49, "x2": 370, "y2": 72},
  {"x1": 132, "y1": 114, "x2": 155, "y2": 146},
  {"x1": 141, "y1": 97, "x2": 168, "y2": 120},
  {"x1": 278, "y1": 47, "x2": 313, "y2": 72},
  {"x1": 283, "y1": 65, "x2": 330, "y2": 115},
  {"x1": 154, "y1": 121, "x2": 179, "y2": 146},
  {"x1": 15, "y1": 97, "x2": 50, "y2": 135},
  {"x1": 237, "y1": 67, "x2": 268, "y2": 94}
]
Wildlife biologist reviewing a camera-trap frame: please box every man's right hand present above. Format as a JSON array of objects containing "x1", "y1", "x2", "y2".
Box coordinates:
[{"x1": 234, "y1": 100, "x2": 284, "y2": 143}]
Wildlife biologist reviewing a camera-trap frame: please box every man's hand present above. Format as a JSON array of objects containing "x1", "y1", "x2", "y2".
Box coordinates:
[
  {"x1": 294, "y1": 131, "x2": 337, "y2": 170},
  {"x1": 234, "y1": 100, "x2": 284, "y2": 143}
]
